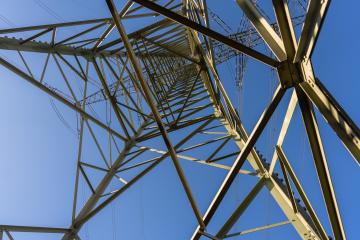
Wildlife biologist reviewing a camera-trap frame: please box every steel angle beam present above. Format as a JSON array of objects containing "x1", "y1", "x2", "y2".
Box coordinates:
[
  {"x1": 295, "y1": 0, "x2": 331, "y2": 62},
  {"x1": 236, "y1": 0, "x2": 287, "y2": 61}
]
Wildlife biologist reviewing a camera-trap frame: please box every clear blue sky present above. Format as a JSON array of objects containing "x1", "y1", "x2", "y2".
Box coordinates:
[{"x1": 0, "y1": 0, "x2": 358, "y2": 239}]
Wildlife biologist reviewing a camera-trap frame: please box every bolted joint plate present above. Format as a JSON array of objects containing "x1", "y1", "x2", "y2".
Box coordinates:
[
  {"x1": 277, "y1": 58, "x2": 316, "y2": 89},
  {"x1": 298, "y1": 58, "x2": 316, "y2": 86},
  {"x1": 277, "y1": 60, "x2": 302, "y2": 89}
]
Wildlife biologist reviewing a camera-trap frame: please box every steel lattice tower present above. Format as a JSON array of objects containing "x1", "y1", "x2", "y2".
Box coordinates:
[{"x1": 0, "y1": 0, "x2": 358, "y2": 239}]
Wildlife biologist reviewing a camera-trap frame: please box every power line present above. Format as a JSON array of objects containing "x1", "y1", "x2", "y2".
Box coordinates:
[
  {"x1": 0, "y1": 14, "x2": 16, "y2": 27},
  {"x1": 32, "y1": 0, "x2": 66, "y2": 22}
]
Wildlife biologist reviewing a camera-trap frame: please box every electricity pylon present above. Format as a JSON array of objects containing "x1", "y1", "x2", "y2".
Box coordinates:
[{"x1": 0, "y1": 0, "x2": 357, "y2": 239}]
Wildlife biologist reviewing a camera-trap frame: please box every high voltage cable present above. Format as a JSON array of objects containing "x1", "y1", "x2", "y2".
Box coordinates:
[{"x1": 32, "y1": 0, "x2": 65, "y2": 22}]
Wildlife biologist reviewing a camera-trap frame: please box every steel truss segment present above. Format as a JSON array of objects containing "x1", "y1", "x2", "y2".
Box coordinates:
[
  {"x1": 295, "y1": 0, "x2": 331, "y2": 62},
  {"x1": 68, "y1": 123, "x2": 149, "y2": 236},
  {"x1": 276, "y1": 145, "x2": 329, "y2": 240},
  {"x1": 0, "y1": 225, "x2": 70, "y2": 234},
  {"x1": 69, "y1": 58, "x2": 209, "y2": 226},
  {"x1": 191, "y1": 85, "x2": 287, "y2": 240},
  {"x1": 271, "y1": 0, "x2": 350, "y2": 236},
  {"x1": 0, "y1": 18, "x2": 112, "y2": 35},
  {"x1": 0, "y1": 17, "x2": 176, "y2": 59},
  {"x1": 0, "y1": 0, "x2": 357, "y2": 239},
  {"x1": 191, "y1": 78, "x2": 321, "y2": 240},
  {"x1": 296, "y1": 86, "x2": 346, "y2": 239},
  {"x1": 274, "y1": 0, "x2": 359, "y2": 168},
  {"x1": 131, "y1": 0, "x2": 279, "y2": 67},
  {"x1": 300, "y1": 77, "x2": 360, "y2": 166},
  {"x1": 106, "y1": 0, "x2": 205, "y2": 229},
  {"x1": 67, "y1": 53, "x2": 189, "y2": 234},
  {"x1": 183, "y1": 7, "x2": 322, "y2": 237},
  {"x1": 264, "y1": 176, "x2": 322, "y2": 240},
  {"x1": 0, "y1": 35, "x2": 121, "y2": 58},
  {"x1": 236, "y1": 0, "x2": 287, "y2": 61},
  {"x1": 75, "y1": 117, "x2": 216, "y2": 229}
]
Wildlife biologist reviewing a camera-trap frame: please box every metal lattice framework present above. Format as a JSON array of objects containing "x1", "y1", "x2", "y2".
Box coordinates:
[{"x1": 0, "y1": 0, "x2": 358, "y2": 239}]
